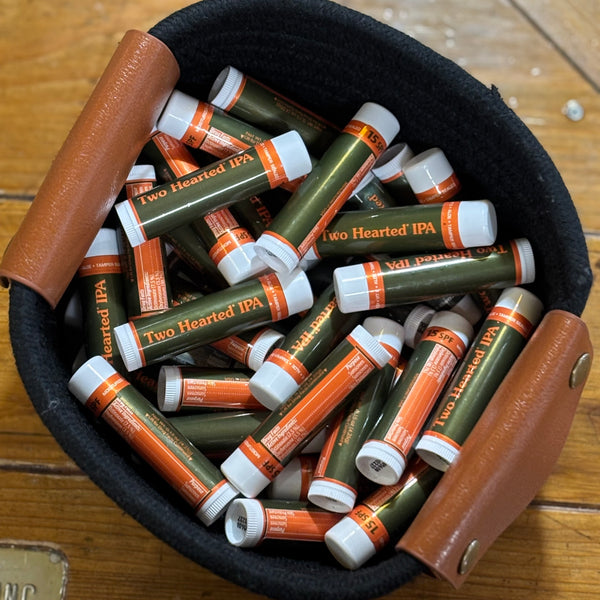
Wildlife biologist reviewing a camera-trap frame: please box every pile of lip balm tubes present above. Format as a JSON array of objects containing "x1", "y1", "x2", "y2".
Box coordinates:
[{"x1": 66, "y1": 65, "x2": 544, "y2": 570}]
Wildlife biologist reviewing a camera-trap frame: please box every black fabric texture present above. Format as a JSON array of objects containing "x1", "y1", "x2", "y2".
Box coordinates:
[{"x1": 7, "y1": 1, "x2": 592, "y2": 599}]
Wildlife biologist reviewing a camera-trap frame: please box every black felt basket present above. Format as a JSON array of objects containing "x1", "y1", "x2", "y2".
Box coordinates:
[{"x1": 7, "y1": 1, "x2": 592, "y2": 599}]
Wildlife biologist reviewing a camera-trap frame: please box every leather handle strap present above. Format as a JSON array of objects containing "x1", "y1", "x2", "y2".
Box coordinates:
[
  {"x1": 0, "y1": 30, "x2": 180, "y2": 308},
  {"x1": 396, "y1": 309, "x2": 593, "y2": 587}
]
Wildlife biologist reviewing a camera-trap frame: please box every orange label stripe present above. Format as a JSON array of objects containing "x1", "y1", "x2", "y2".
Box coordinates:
[
  {"x1": 239, "y1": 437, "x2": 285, "y2": 481},
  {"x1": 183, "y1": 102, "x2": 214, "y2": 148},
  {"x1": 342, "y1": 120, "x2": 387, "y2": 157},
  {"x1": 259, "y1": 272, "x2": 290, "y2": 322},
  {"x1": 510, "y1": 240, "x2": 524, "y2": 284},
  {"x1": 256, "y1": 139, "x2": 289, "y2": 189},
  {"x1": 421, "y1": 429, "x2": 462, "y2": 451},
  {"x1": 78, "y1": 254, "x2": 122, "y2": 277},
  {"x1": 488, "y1": 305, "x2": 534, "y2": 338},
  {"x1": 86, "y1": 373, "x2": 129, "y2": 417},
  {"x1": 363, "y1": 261, "x2": 386, "y2": 309},
  {"x1": 266, "y1": 349, "x2": 310, "y2": 385},
  {"x1": 348, "y1": 506, "x2": 390, "y2": 550},
  {"x1": 265, "y1": 508, "x2": 341, "y2": 541},
  {"x1": 416, "y1": 172, "x2": 461, "y2": 204},
  {"x1": 440, "y1": 201, "x2": 463, "y2": 249}
]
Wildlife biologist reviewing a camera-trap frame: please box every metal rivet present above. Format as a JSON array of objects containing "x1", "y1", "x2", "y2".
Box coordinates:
[
  {"x1": 570, "y1": 353, "x2": 591, "y2": 389},
  {"x1": 459, "y1": 539, "x2": 480, "y2": 575}
]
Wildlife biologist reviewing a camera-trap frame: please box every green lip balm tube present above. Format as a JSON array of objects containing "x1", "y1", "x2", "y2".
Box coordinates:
[
  {"x1": 333, "y1": 238, "x2": 536, "y2": 313},
  {"x1": 255, "y1": 103, "x2": 400, "y2": 274},
  {"x1": 371, "y1": 142, "x2": 416, "y2": 204},
  {"x1": 115, "y1": 131, "x2": 312, "y2": 247},
  {"x1": 69, "y1": 356, "x2": 239, "y2": 526},
  {"x1": 113, "y1": 268, "x2": 314, "y2": 371},
  {"x1": 416, "y1": 286, "x2": 544, "y2": 470}
]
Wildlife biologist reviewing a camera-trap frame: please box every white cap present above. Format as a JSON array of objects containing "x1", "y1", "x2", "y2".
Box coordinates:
[
  {"x1": 275, "y1": 268, "x2": 315, "y2": 316},
  {"x1": 224, "y1": 498, "x2": 265, "y2": 547},
  {"x1": 362, "y1": 316, "x2": 404, "y2": 357},
  {"x1": 403, "y1": 305, "x2": 435, "y2": 349},
  {"x1": 217, "y1": 243, "x2": 269, "y2": 286},
  {"x1": 127, "y1": 164, "x2": 157, "y2": 183},
  {"x1": 355, "y1": 440, "x2": 406, "y2": 485},
  {"x1": 349, "y1": 324, "x2": 392, "y2": 368},
  {"x1": 269, "y1": 130, "x2": 313, "y2": 184},
  {"x1": 196, "y1": 480, "x2": 240, "y2": 526},
  {"x1": 456, "y1": 200, "x2": 497, "y2": 248},
  {"x1": 449, "y1": 294, "x2": 483, "y2": 326},
  {"x1": 267, "y1": 456, "x2": 311, "y2": 500},
  {"x1": 255, "y1": 232, "x2": 300, "y2": 273},
  {"x1": 113, "y1": 322, "x2": 144, "y2": 372},
  {"x1": 307, "y1": 479, "x2": 357, "y2": 513},
  {"x1": 69, "y1": 355, "x2": 119, "y2": 403},
  {"x1": 325, "y1": 515, "x2": 377, "y2": 570},
  {"x1": 415, "y1": 434, "x2": 457, "y2": 472},
  {"x1": 352, "y1": 102, "x2": 400, "y2": 147},
  {"x1": 333, "y1": 263, "x2": 373, "y2": 313},
  {"x1": 249, "y1": 359, "x2": 301, "y2": 410},
  {"x1": 156, "y1": 89, "x2": 200, "y2": 141},
  {"x1": 372, "y1": 143, "x2": 414, "y2": 182},
  {"x1": 208, "y1": 66, "x2": 245, "y2": 110},
  {"x1": 426, "y1": 311, "x2": 474, "y2": 348},
  {"x1": 404, "y1": 147, "x2": 455, "y2": 194},
  {"x1": 157, "y1": 365, "x2": 183, "y2": 412},
  {"x1": 115, "y1": 200, "x2": 147, "y2": 248},
  {"x1": 220, "y1": 446, "x2": 272, "y2": 498},
  {"x1": 512, "y1": 238, "x2": 536, "y2": 285},
  {"x1": 85, "y1": 228, "x2": 119, "y2": 258},
  {"x1": 246, "y1": 328, "x2": 285, "y2": 371},
  {"x1": 495, "y1": 286, "x2": 544, "y2": 325}
]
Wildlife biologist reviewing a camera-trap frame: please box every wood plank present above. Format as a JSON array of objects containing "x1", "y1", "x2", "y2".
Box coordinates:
[{"x1": 0, "y1": 469, "x2": 599, "y2": 600}]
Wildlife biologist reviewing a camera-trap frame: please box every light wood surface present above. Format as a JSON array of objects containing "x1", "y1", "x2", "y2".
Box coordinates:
[{"x1": 1, "y1": 1, "x2": 599, "y2": 598}]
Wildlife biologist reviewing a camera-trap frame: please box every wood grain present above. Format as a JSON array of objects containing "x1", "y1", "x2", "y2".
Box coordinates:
[{"x1": 1, "y1": 0, "x2": 599, "y2": 598}]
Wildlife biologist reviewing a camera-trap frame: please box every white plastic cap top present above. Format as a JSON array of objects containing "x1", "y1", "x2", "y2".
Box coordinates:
[
  {"x1": 352, "y1": 102, "x2": 400, "y2": 147},
  {"x1": 208, "y1": 66, "x2": 245, "y2": 110},
  {"x1": 362, "y1": 316, "x2": 404, "y2": 356},
  {"x1": 85, "y1": 228, "x2": 119, "y2": 258},
  {"x1": 512, "y1": 238, "x2": 536, "y2": 285},
  {"x1": 325, "y1": 515, "x2": 377, "y2": 570},
  {"x1": 403, "y1": 304, "x2": 435, "y2": 349},
  {"x1": 249, "y1": 359, "x2": 300, "y2": 410},
  {"x1": 266, "y1": 456, "x2": 306, "y2": 500},
  {"x1": 269, "y1": 130, "x2": 313, "y2": 184},
  {"x1": 450, "y1": 294, "x2": 483, "y2": 326},
  {"x1": 426, "y1": 311, "x2": 474, "y2": 348},
  {"x1": 115, "y1": 200, "x2": 147, "y2": 248},
  {"x1": 494, "y1": 286, "x2": 544, "y2": 325},
  {"x1": 349, "y1": 324, "x2": 392, "y2": 369},
  {"x1": 255, "y1": 233, "x2": 300, "y2": 273},
  {"x1": 355, "y1": 439, "x2": 406, "y2": 485},
  {"x1": 415, "y1": 434, "x2": 457, "y2": 472},
  {"x1": 246, "y1": 328, "x2": 285, "y2": 372},
  {"x1": 333, "y1": 263, "x2": 372, "y2": 314},
  {"x1": 276, "y1": 268, "x2": 315, "y2": 316},
  {"x1": 404, "y1": 147, "x2": 454, "y2": 194},
  {"x1": 157, "y1": 365, "x2": 183, "y2": 412},
  {"x1": 372, "y1": 143, "x2": 415, "y2": 181},
  {"x1": 217, "y1": 243, "x2": 269, "y2": 286},
  {"x1": 224, "y1": 498, "x2": 265, "y2": 547},
  {"x1": 127, "y1": 164, "x2": 157, "y2": 183},
  {"x1": 113, "y1": 322, "x2": 144, "y2": 372},
  {"x1": 196, "y1": 481, "x2": 240, "y2": 526},
  {"x1": 457, "y1": 200, "x2": 497, "y2": 248},
  {"x1": 68, "y1": 355, "x2": 118, "y2": 404},
  {"x1": 307, "y1": 479, "x2": 357, "y2": 513},
  {"x1": 220, "y1": 446, "x2": 272, "y2": 498},
  {"x1": 156, "y1": 89, "x2": 200, "y2": 141}
]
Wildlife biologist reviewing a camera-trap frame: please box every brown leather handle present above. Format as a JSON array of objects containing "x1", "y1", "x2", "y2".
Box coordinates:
[
  {"x1": 0, "y1": 30, "x2": 180, "y2": 308},
  {"x1": 396, "y1": 309, "x2": 593, "y2": 587}
]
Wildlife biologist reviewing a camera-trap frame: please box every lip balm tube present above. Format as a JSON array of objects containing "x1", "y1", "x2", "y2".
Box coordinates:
[
  {"x1": 157, "y1": 366, "x2": 265, "y2": 411},
  {"x1": 324, "y1": 458, "x2": 441, "y2": 569},
  {"x1": 115, "y1": 131, "x2": 312, "y2": 247},
  {"x1": 157, "y1": 90, "x2": 314, "y2": 193},
  {"x1": 471, "y1": 287, "x2": 503, "y2": 314},
  {"x1": 371, "y1": 142, "x2": 416, "y2": 204},
  {"x1": 356, "y1": 311, "x2": 473, "y2": 485},
  {"x1": 191, "y1": 207, "x2": 268, "y2": 285},
  {"x1": 68, "y1": 356, "x2": 239, "y2": 526},
  {"x1": 308, "y1": 317, "x2": 404, "y2": 513},
  {"x1": 255, "y1": 103, "x2": 400, "y2": 274},
  {"x1": 168, "y1": 410, "x2": 269, "y2": 456},
  {"x1": 306, "y1": 200, "x2": 497, "y2": 260},
  {"x1": 141, "y1": 129, "x2": 204, "y2": 181},
  {"x1": 416, "y1": 287, "x2": 544, "y2": 470},
  {"x1": 77, "y1": 229, "x2": 128, "y2": 371},
  {"x1": 114, "y1": 269, "x2": 313, "y2": 371},
  {"x1": 426, "y1": 293, "x2": 483, "y2": 324},
  {"x1": 210, "y1": 326, "x2": 284, "y2": 371},
  {"x1": 333, "y1": 238, "x2": 536, "y2": 313},
  {"x1": 208, "y1": 66, "x2": 339, "y2": 157},
  {"x1": 266, "y1": 454, "x2": 318, "y2": 501},
  {"x1": 230, "y1": 193, "x2": 278, "y2": 239},
  {"x1": 249, "y1": 284, "x2": 362, "y2": 410},
  {"x1": 225, "y1": 499, "x2": 343, "y2": 548},
  {"x1": 345, "y1": 171, "x2": 398, "y2": 211},
  {"x1": 403, "y1": 147, "x2": 461, "y2": 204},
  {"x1": 221, "y1": 321, "x2": 392, "y2": 498}
]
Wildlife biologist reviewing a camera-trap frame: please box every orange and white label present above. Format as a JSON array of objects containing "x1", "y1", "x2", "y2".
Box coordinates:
[
  {"x1": 126, "y1": 180, "x2": 154, "y2": 199},
  {"x1": 363, "y1": 261, "x2": 386, "y2": 309},
  {"x1": 415, "y1": 172, "x2": 461, "y2": 204},
  {"x1": 488, "y1": 305, "x2": 534, "y2": 338},
  {"x1": 152, "y1": 131, "x2": 200, "y2": 177},
  {"x1": 256, "y1": 139, "x2": 289, "y2": 189},
  {"x1": 85, "y1": 372, "x2": 130, "y2": 417},
  {"x1": 420, "y1": 429, "x2": 462, "y2": 452},
  {"x1": 133, "y1": 238, "x2": 170, "y2": 314},
  {"x1": 239, "y1": 437, "x2": 285, "y2": 481},
  {"x1": 181, "y1": 378, "x2": 261, "y2": 409},
  {"x1": 78, "y1": 254, "x2": 122, "y2": 277},
  {"x1": 264, "y1": 507, "x2": 341, "y2": 541},
  {"x1": 205, "y1": 209, "x2": 254, "y2": 265},
  {"x1": 102, "y1": 399, "x2": 211, "y2": 509},
  {"x1": 201, "y1": 127, "x2": 250, "y2": 158},
  {"x1": 347, "y1": 505, "x2": 390, "y2": 550},
  {"x1": 223, "y1": 74, "x2": 248, "y2": 112},
  {"x1": 342, "y1": 120, "x2": 387, "y2": 157},
  {"x1": 210, "y1": 332, "x2": 256, "y2": 365},
  {"x1": 259, "y1": 272, "x2": 290, "y2": 322},
  {"x1": 510, "y1": 240, "x2": 524, "y2": 284},
  {"x1": 313, "y1": 411, "x2": 344, "y2": 479},
  {"x1": 440, "y1": 201, "x2": 464, "y2": 249},
  {"x1": 266, "y1": 348, "x2": 310, "y2": 385},
  {"x1": 182, "y1": 102, "x2": 214, "y2": 149}
]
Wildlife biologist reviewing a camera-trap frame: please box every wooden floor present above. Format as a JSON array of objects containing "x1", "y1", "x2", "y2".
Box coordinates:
[{"x1": 1, "y1": 0, "x2": 599, "y2": 598}]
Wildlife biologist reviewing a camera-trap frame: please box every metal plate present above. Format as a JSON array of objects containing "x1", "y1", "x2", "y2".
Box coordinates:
[{"x1": 0, "y1": 541, "x2": 69, "y2": 599}]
